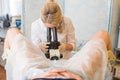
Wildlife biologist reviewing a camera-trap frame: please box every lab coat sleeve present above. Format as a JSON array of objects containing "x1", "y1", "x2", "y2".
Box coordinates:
[
  {"x1": 66, "y1": 18, "x2": 76, "y2": 49},
  {"x1": 31, "y1": 21, "x2": 41, "y2": 47}
]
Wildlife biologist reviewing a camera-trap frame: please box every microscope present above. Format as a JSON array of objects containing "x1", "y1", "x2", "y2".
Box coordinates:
[{"x1": 45, "y1": 27, "x2": 63, "y2": 60}]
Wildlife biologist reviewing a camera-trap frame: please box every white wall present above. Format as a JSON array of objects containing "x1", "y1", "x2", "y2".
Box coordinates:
[
  {"x1": 2, "y1": 0, "x2": 9, "y2": 14},
  {"x1": 111, "y1": 0, "x2": 120, "y2": 48},
  {"x1": 0, "y1": 0, "x2": 2, "y2": 15},
  {"x1": 22, "y1": 0, "x2": 45, "y2": 38},
  {"x1": 0, "y1": 0, "x2": 9, "y2": 15},
  {"x1": 64, "y1": 0, "x2": 111, "y2": 42}
]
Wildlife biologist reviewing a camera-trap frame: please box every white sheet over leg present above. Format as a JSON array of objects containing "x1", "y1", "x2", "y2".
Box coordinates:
[
  {"x1": 63, "y1": 39, "x2": 108, "y2": 80},
  {"x1": 5, "y1": 34, "x2": 51, "y2": 80}
]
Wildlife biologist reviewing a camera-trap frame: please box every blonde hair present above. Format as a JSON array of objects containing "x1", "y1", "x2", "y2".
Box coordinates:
[{"x1": 40, "y1": 0, "x2": 62, "y2": 25}]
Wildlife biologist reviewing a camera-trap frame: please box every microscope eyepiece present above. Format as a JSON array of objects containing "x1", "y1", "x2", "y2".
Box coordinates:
[{"x1": 45, "y1": 27, "x2": 63, "y2": 60}]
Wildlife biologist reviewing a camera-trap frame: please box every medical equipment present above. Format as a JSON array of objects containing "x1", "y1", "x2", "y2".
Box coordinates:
[
  {"x1": 113, "y1": 64, "x2": 120, "y2": 79},
  {"x1": 45, "y1": 27, "x2": 63, "y2": 60},
  {"x1": 108, "y1": 50, "x2": 116, "y2": 65}
]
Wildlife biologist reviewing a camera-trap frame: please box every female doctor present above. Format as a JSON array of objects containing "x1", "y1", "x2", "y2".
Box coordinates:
[{"x1": 31, "y1": 0, "x2": 76, "y2": 59}]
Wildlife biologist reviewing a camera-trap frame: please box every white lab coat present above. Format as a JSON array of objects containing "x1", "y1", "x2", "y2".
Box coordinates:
[{"x1": 31, "y1": 17, "x2": 76, "y2": 59}]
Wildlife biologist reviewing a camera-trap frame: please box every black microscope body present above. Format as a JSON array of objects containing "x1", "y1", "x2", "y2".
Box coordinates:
[{"x1": 45, "y1": 27, "x2": 63, "y2": 60}]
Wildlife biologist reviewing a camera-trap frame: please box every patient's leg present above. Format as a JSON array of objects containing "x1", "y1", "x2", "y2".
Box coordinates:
[
  {"x1": 2, "y1": 28, "x2": 22, "y2": 60},
  {"x1": 63, "y1": 30, "x2": 110, "y2": 80},
  {"x1": 4, "y1": 28, "x2": 51, "y2": 80},
  {"x1": 4, "y1": 28, "x2": 21, "y2": 51},
  {"x1": 91, "y1": 30, "x2": 112, "y2": 51}
]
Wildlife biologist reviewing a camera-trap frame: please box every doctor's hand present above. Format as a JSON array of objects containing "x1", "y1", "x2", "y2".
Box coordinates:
[
  {"x1": 39, "y1": 42, "x2": 49, "y2": 53},
  {"x1": 59, "y1": 43, "x2": 74, "y2": 52},
  {"x1": 59, "y1": 43, "x2": 66, "y2": 52}
]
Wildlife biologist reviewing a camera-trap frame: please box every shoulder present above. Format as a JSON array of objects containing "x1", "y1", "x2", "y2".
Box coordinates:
[
  {"x1": 62, "y1": 16, "x2": 74, "y2": 27},
  {"x1": 32, "y1": 18, "x2": 41, "y2": 25},
  {"x1": 31, "y1": 18, "x2": 42, "y2": 31},
  {"x1": 62, "y1": 16, "x2": 74, "y2": 29},
  {"x1": 31, "y1": 18, "x2": 45, "y2": 29},
  {"x1": 62, "y1": 16, "x2": 72, "y2": 22}
]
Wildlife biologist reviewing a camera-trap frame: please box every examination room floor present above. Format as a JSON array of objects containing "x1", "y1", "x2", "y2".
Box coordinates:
[{"x1": 0, "y1": 65, "x2": 6, "y2": 80}]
